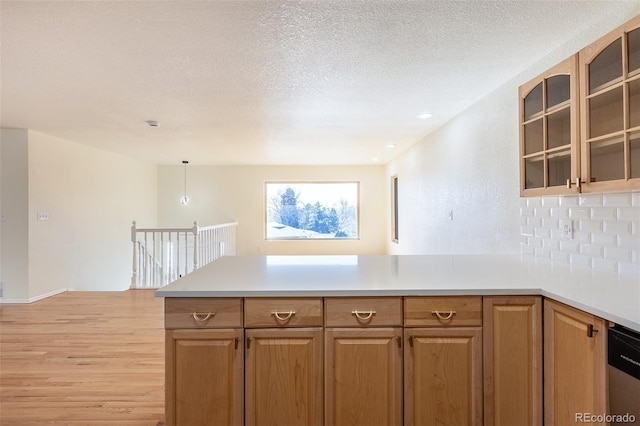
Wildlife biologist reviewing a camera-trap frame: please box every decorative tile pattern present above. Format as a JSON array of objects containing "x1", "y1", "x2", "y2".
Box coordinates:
[{"x1": 520, "y1": 191, "x2": 640, "y2": 278}]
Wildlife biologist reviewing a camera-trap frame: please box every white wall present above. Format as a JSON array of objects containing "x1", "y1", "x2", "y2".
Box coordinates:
[
  {"x1": 27, "y1": 131, "x2": 158, "y2": 295},
  {"x1": 157, "y1": 165, "x2": 387, "y2": 255},
  {"x1": 386, "y1": 83, "x2": 520, "y2": 255},
  {"x1": 0, "y1": 129, "x2": 158, "y2": 301},
  {"x1": 0, "y1": 129, "x2": 30, "y2": 300},
  {"x1": 386, "y1": 8, "x2": 640, "y2": 265}
]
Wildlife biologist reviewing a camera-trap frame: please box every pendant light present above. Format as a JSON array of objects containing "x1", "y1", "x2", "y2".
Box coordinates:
[{"x1": 180, "y1": 160, "x2": 190, "y2": 205}]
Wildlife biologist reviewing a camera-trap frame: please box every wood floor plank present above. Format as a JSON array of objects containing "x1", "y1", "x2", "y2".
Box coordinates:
[{"x1": 0, "y1": 290, "x2": 165, "y2": 425}]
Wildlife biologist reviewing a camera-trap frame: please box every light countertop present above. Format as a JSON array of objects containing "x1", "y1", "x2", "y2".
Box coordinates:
[{"x1": 156, "y1": 254, "x2": 640, "y2": 331}]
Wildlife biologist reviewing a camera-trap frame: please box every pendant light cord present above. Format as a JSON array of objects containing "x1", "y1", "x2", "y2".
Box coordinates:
[
  {"x1": 183, "y1": 161, "x2": 187, "y2": 199},
  {"x1": 181, "y1": 160, "x2": 189, "y2": 205}
]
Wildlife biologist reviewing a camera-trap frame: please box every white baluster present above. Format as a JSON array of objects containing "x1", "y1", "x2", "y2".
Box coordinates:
[
  {"x1": 131, "y1": 221, "x2": 138, "y2": 288},
  {"x1": 143, "y1": 232, "x2": 148, "y2": 287},
  {"x1": 131, "y1": 221, "x2": 237, "y2": 287},
  {"x1": 160, "y1": 232, "x2": 164, "y2": 285},
  {"x1": 192, "y1": 221, "x2": 199, "y2": 271}
]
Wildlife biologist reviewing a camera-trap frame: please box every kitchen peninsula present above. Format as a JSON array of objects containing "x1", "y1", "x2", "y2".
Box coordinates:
[{"x1": 156, "y1": 254, "x2": 639, "y2": 426}]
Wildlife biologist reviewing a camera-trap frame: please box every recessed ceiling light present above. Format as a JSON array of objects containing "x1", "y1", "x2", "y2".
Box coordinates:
[
  {"x1": 387, "y1": 144, "x2": 396, "y2": 148},
  {"x1": 372, "y1": 157, "x2": 380, "y2": 162},
  {"x1": 418, "y1": 113, "x2": 433, "y2": 119}
]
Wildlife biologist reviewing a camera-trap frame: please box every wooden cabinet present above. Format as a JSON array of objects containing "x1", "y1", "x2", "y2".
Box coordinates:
[
  {"x1": 519, "y1": 15, "x2": 640, "y2": 195},
  {"x1": 164, "y1": 297, "x2": 243, "y2": 329},
  {"x1": 165, "y1": 328, "x2": 244, "y2": 426},
  {"x1": 244, "y1": 297, "x2": 323, "y2": 327},
  {"x1": 245, "y1": 328, "x2": 323, "y2": 426},
  {"x1": 483, "y1": 296, "x2": 542, "y2": 426},
  {"x1": 579, "y1": 15, "x2": 640, "y2": 192},
  {"x1": 164, "y1": 297, "x2": 244, "y2": 426},
  {"x1": 324, "y1": 296, "x2": 403, "y2": 426},
  {"x1": 404, "y1": 297, "x2": 483, "y2": 426},
  {"x1": 519, "y1": 55, "x2": 580, "y2": 196},
  {"x1": 163, "y1": 295, "x2": 610, "y2": 426},
  {"x1": 404, "y1": 327, "x2": 483, "y2": 426},
  {"x1": 404, "y1": 296, "x2": 482, "y2": 327},
  {"x1": 325, "y1": 327, "x2": 403, "y2": 426},
  {"x1": 244, "y1": 297, "x2": 323, "y2": 426},
  {"x1": 544, "y1": 299, "x2": 607, "y2": 426},
  {"x1": 325, "y1": 297, "x2": 403, "y2": 327}
]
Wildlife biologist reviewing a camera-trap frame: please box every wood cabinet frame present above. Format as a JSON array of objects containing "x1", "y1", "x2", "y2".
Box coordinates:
[
  {"x1": 324, "y1": 327, "x2": 403, "y2": 426},
  {"x1": 245, "y1": 327, "x2": 323, "y2": 426},
  {"x1": 543, "y1": 300, "x2": 607, "y2": 426},
  {"x1": 579, "y1": 15, "x2": 640, "y2": 192},
  {"x1": 519, "y1": 15, "x2": 640, "y2": 196},
  {"x1": 404, "y1": 327, "x2": 483, "y2": 426},
  {"x1": 165, "y1": 328, "x2": 244, "y2": 426},
  {"x1": 163, "y1": 295, "x2": 610, "y2": 426},
  {"x1": 519, "y1": 55, "x2": 580, "y2": 196},
  {"x1": 483, "y1": 296, "x2": 542, "y2": 426}
]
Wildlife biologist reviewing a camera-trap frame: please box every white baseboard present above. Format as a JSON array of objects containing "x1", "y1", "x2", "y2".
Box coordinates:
[{"x1": 0, "y1": 287, "x2": 67, "y2": 304}]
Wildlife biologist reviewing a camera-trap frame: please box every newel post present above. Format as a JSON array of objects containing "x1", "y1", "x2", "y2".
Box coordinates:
[
  {"x1": 131, "y1": 220, "x2": 138, "y2": 288},
  {"x1": 192, "y1": 221, "x2": 200, "y2": 271}
]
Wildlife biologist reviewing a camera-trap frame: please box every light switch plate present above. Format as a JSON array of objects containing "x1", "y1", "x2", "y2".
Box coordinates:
[{"x1": 37, "y1": 212, "x2": 49, "y2": 221}]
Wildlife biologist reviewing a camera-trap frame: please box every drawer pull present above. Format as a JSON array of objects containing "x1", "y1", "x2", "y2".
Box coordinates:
[
  {"x1": 432, "y1": 310, "x2": 456, "y2": 321},
  {"x1": 352, "y1": 310, "x2": 376, "y2": 321},
  {"x1": 271, "y1": 311, "x2": 295, "y2": 321},
  {"x1": 192, "y1": 312, "x2": 215, "y2": 322}
]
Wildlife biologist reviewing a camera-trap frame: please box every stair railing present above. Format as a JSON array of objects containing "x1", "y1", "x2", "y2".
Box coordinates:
[{"x1": 131, "y1": 220, "x2": 238, "y2": 289}]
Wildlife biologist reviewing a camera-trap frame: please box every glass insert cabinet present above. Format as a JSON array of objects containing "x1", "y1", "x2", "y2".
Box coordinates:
[
  {"x1": 519, "y1": 56, "x2": 579, "y2": 196},
  {"x1": 519, "y1": 15, "x2": 640, "y2": 196}
]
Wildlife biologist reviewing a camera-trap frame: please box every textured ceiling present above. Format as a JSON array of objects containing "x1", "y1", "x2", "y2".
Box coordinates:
[{"x1": 0, "y1": 1, "x2": 636, "y2": 165}]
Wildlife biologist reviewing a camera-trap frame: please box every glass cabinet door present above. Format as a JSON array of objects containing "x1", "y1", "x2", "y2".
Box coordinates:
[
  {"x1": 580, "y1": 16, "x2": 640, "y2": 191},
  {"x1": 519, "y1": 56, "x2": 578, "y2": 195}
]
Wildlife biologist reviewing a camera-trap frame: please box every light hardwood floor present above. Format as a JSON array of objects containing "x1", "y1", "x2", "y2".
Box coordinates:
[{"x1": 0, "y1": 290, "x2": 165, "y2": 425}]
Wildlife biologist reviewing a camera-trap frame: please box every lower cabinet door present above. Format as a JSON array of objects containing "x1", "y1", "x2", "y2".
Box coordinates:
[
  {"x1": 544, "y1": 300, "x2": 607, "y2": 426},
  {"x1": 245, "y1": 327, "x2": 323, "y2": 426},
  {"x1": 325, "y1": 327, "x2": 403, "y2": 426},
  {"x1": 404, "y1": 327, "x2": 483, "y2": 426},
  {"x1": 483, "y1": 296, "x2": 542, "y2": 426},
  {"x1": 165, "y1": 328, "x2": 244, "y2": 426}
]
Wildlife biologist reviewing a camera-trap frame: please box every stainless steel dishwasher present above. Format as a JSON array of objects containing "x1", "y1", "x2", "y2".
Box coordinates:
[{"x1": 608, "y1": 325, "x2": 640, "y2": 425}]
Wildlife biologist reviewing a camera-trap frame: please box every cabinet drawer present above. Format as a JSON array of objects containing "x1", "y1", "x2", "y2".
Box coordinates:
[
  {"x1": 244, "y1": 298, "x2": 323, "y2": 327},
  {"x1": 325, "y1": 297, "x2": 402, "y2": 327},
  {"x1": 164, "y1": 298, "x2": 243, "y2": 329},
  {"x1": 404, "y1": 296, "x2": 482, "y2": 327}
]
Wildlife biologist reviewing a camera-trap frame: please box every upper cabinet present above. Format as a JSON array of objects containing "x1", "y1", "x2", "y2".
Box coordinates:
[
  {"x1": 519, "y1": 15, "x2": 640, "y2": 196},
  {"x1": 519, "y1": 56, "x2": 579, "y2": 196},
  {"x1": 579, "y1": 15, "x2": 640, "y2": 192}
]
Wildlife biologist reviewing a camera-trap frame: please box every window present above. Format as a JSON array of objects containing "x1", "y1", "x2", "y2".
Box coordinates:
[
  {"x1": 391, "y1": 175, "x2": 399, "y2": 243},
  {"x1": 265, "y1": 182, "x2": 359, "y2": 240}
]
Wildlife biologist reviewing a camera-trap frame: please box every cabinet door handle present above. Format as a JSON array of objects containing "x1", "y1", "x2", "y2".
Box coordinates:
[
  {"x1": 246, "y1": 337, "x2": 252, "y2": 349},
  {"x1": 431, "y1": 310, "x2": 456, "y2": 321},
  {"x1": 566, "y1": 177, "x2": 583, "y2": 190},
  {"x1": 587, "y1": 324, "x2": 598, "y2": 338},
  {"x1": 192, "y1": 312, "x2": 215, "y2": 322},
  {"x1": 234, "y1": 337, "x2": 239, "y2": 350},
  {"x1": 271, "y1": 311, "x2": 295, "y2": 321},
  {"x1": 409, "y1": 335, "x2": 414, "y2": 347},
  {"x1": 352, "y1": 310, "x2": 376, "y2": 321},
  {"x1": 396, "y1": 336, "x2": 402, "y2": 348}
]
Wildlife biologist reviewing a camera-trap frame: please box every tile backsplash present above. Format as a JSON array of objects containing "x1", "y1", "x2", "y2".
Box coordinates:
[{"x1": 520, "y1": 191, "x2": 639, "y2": 278}]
